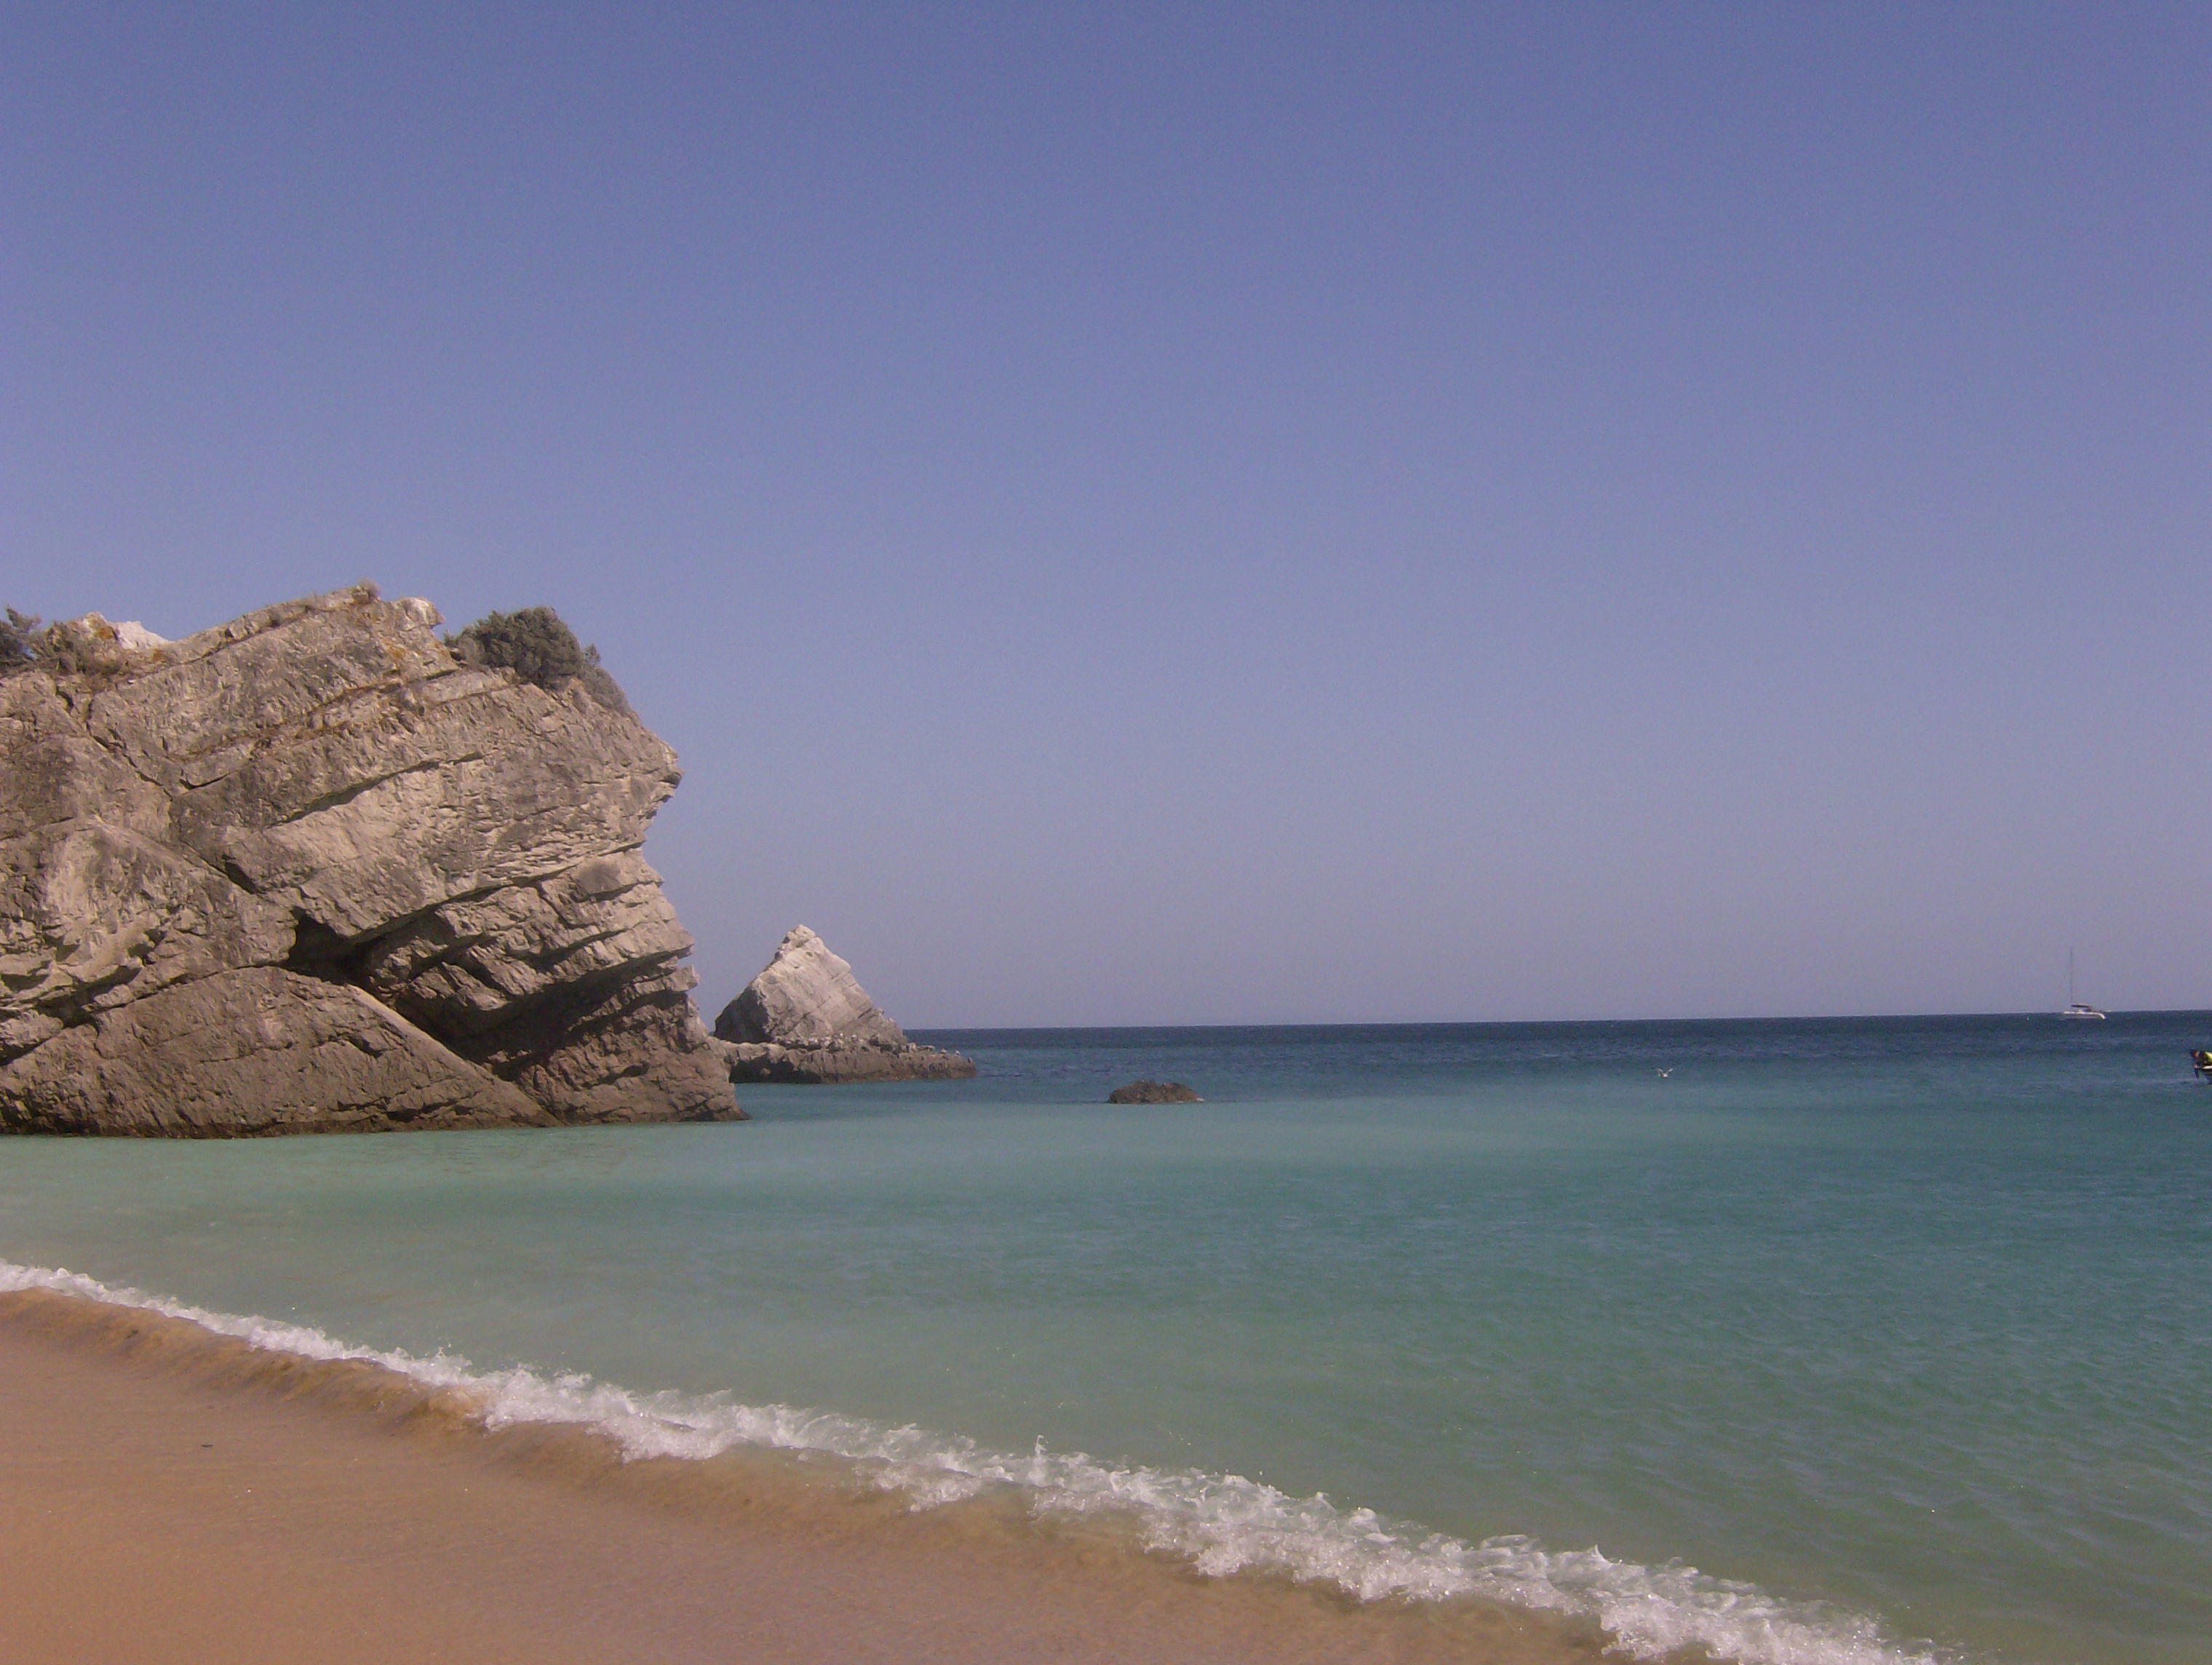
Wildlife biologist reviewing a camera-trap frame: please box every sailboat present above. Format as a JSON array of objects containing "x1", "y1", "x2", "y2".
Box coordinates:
[{"x1": 2058, "y1": 948, "x2": 2106, "y2": 1020}]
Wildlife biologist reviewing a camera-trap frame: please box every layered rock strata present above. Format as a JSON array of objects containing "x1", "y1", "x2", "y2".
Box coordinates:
[
  {"x1": 713, "y1": 926, "x2": 975, "y2": 1083},
  {"x1": 0, "y1": 585, "x2": 741, "y2": 1134}
]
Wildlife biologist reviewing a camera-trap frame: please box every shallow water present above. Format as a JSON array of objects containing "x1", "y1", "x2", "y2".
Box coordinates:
[{"x1": 2, "y1": 1014, "x2": 2208, "y2": 1664}]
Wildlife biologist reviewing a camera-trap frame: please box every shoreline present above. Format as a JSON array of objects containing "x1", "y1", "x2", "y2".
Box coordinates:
[{"x1": 0, "y1": 1283, "x2": 1611, "y2": 1665}]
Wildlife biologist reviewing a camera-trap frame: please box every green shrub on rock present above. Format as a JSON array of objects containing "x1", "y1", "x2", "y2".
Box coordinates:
[{"x1": 447, "y1": 605, "x2": 632, "y2": 714}]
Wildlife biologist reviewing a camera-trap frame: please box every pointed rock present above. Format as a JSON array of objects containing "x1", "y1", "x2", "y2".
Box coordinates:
[{"x1": 714, "y1": 927, "x2": 976, "y2": 1083}]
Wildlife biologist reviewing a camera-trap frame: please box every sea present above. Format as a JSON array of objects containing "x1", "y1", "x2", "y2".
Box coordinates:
[{"x1": 2, "y1": 1013, "x2": 2208, "y2": 1665}]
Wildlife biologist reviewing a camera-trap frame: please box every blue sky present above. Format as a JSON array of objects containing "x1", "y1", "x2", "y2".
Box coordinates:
[{"x1": 4, "y1": 3, "x2": 2206, "y2": 1023}]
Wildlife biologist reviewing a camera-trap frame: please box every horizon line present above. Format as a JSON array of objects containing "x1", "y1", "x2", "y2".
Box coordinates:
[{"x1": 905, "y1": 1007, "x2": 2212, "y2": 1035}]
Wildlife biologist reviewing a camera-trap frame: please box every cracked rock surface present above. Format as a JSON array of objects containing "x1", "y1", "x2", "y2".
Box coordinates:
[
  {"x1": 713, "y1": 925, "x2": 975, "y2": 1084},
  {"x1": 0, "y1": 584, "x2": 741, "y2": 1135}
]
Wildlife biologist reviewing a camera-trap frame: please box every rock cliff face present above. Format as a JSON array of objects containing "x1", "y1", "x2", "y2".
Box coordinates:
[
  {"x1": 714, "y1": 926, "x2": 975, "y2": 1083},
  {"x1": 0, "y1": 584, "x2": 741, "y2": 1134}
]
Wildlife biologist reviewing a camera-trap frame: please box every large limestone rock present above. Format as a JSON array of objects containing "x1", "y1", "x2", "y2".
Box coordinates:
[
  {"x1": 0, "y1": 584, "x2": 741, "y2": 1134},
  {"x1": 714, "y1": 926, "x2": 975, "y2": 1084}
]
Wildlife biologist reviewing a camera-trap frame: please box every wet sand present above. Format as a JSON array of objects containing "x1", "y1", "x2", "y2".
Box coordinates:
[{"x1": 0, "y1": 1287, "x2": 1608, "y2": 1664}]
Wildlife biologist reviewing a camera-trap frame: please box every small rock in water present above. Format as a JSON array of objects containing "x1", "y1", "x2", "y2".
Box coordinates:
[
  {"x1": 1105, "y1": 1080, "x2": 1202, "y2": 1105},
  {"x1": 714, "y1": 926, "x2": 976, "y2": 1084}
]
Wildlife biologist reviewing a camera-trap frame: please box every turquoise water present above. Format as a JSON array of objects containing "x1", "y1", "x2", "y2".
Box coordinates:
[{"x1": 3, "y1": 1015, "x2": 2209, "y2": 1664}]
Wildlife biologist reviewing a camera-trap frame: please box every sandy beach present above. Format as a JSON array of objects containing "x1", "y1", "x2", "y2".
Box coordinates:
[{"x1": 0, "y1": 1287, "x2": 1602, "y2": 1665}]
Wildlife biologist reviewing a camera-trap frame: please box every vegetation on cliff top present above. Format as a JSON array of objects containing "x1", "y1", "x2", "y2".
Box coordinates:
[
  {"x1": 447, "y1": 605, "x2": 631, "y2": 714},
  {"x1": 4, "y1": 598, "x2": 633, "y2": 717}
]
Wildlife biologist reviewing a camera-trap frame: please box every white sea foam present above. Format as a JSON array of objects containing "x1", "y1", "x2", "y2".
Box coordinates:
[{"x1": 0, "y1": 1260, "x2": 1951, "y2": 1665}]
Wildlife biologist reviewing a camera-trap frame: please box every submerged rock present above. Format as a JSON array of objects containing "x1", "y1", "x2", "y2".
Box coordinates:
[
  {"x1": 1105, "y1": 1080, "x2": 1202, "y2": 1104},
  {"x1": 714, "y1": 926, "x2": 976, "y2": 1084},
  {"x1": 0, "y1": 584, "x2": 741, "y2": 1134}
]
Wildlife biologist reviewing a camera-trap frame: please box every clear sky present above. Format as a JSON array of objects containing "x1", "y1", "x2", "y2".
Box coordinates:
[{"x1": 4, "y1": 4, "x2": 2206, "y2": 1025}]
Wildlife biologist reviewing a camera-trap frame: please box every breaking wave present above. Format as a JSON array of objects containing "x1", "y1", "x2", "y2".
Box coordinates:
[{"x1": 0, "y1": 1260, "x2": 1952, "y2": 1665}]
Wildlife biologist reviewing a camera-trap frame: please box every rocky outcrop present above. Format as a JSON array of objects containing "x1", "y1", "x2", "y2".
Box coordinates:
[
  {"x1": 1105, "y1": 1080, "x2": 1202, "y2": 1104},
  {"x1": 0, "y1": 584, "x2": 741, "y2": 1134},
  {"x1": 714, "y1": 926, "x2": 975, "y2": 1084}
]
